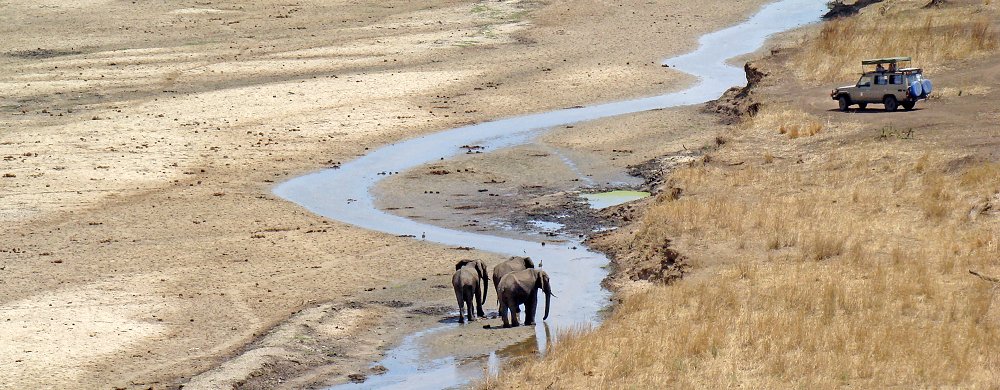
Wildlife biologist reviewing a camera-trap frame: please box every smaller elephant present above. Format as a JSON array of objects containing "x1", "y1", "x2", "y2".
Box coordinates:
[
  {"x1": 452, "y1": 259, "x2": 488, "y2": 323},
  {"x1": 497, "y1": 268, "x2": 553, "y2": 328}
]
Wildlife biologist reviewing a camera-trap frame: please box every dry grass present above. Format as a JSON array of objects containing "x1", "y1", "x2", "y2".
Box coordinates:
[
  {"x1": 745, "y1": 106, "x2": 824, "y2": 139},
  {"x1": 485, "y1": 141, "x2": 1000, "y2": 389},
  {"x1": 796, "y1": 4, "x2": 999, "y2": 82},
  {"x1": 932, "y1": 85, "x2": 993, "y2": 99}
]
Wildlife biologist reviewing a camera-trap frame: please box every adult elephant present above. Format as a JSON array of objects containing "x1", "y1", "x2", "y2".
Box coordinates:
[
  {"x1": 497, "y1": 269, "x2": 553, "y2": 328},
  {"x1": 452, "y1": 259, "x2": 488, "y2": 323},
  {"x1": 491, "y1": 256, "x2": 535, "y2": 297}
]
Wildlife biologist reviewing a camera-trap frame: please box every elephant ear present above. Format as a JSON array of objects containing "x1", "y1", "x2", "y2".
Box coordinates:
[
  {"x1": 523, "y1": 257, "x2": 535, "y2": 269},
  {"x1": 476, "y1": 261, "x2": 488, "y2": 280},
  {"x1": 455, "y1": 259, "x2": 473, "y2": 271}
]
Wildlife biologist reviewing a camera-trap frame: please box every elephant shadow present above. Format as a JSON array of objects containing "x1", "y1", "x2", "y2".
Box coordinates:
[{"x1": 440, "y1": 311, "x2": 499, "y2": 324}]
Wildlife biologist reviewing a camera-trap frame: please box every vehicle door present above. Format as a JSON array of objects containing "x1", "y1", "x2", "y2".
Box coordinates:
[
  {"x1": 888, "y1": 73, "x2": 907, "y2": 100},
  {"x1": 855, "y1": 75, "x2": 874, "y2": 102},
  {"x1": 873, "y1": 73, "x2": 891, "y2": 101}
]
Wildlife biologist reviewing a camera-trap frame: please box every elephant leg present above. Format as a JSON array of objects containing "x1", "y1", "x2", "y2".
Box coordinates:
[
  {"x1": 475, "y1": 285, "x2": 486, "y2": 318},
  {"x1": 525, "y1": 296, "x2": 537, "y2": 326},
  {"x1": 465, "y1": 293, "x2": 476, "y2": 321},
  {"x1": 510, "y1": 300, "x2": 521, "y2": 327},
  {"x1": 456, "y1": 294, "x2": 465, "y2": 324},
  {"x1": 499, "y1": 301, "x2": 510, "y2": 328}
]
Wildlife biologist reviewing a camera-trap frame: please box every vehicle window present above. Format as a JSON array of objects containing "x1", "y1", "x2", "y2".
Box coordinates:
[
  {"x1": 890, "y1": 75, "x2": 902, "y2": 85},
  {"x1": 858, "y1": 76, "x2": 872, "y2": 87},
  {"x1": 875, "y1": 75, "x2": 888, "y2": 85}
]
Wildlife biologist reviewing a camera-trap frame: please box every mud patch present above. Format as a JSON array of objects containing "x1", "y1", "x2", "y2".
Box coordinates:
[
  {"x1": 373, "y1": 300, "x2": 414, "y2": 308},
  {"x1": 703, "y1": 62, "x2": 766, "y2": 124},
  {"x1": 627, "y1": 151, "x2": 703, "y2": 189},
  {"x1": 409, "y1": 305, "x2": 454, "y2": 316},
  {"x1": 5, "y1": 48, "x2": 83, "y2": 59}
]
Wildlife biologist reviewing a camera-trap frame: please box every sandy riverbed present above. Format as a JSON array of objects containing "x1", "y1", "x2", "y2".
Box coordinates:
[{"x1": 1, "y1": 0, "x2": 771, "y2": 388}]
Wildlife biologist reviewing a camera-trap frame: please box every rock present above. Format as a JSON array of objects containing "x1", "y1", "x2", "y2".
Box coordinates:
[{"x1": 823, "y1": 0, "x2": 885, "y2": 19}]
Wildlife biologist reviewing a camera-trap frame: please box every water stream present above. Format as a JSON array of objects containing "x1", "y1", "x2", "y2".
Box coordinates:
[{"x1": 274, "y1": 1, "x2": 827, "y2": 388}]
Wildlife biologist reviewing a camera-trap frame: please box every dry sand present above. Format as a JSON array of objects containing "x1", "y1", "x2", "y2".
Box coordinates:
[{"x1": 1, "y1": 0, "x2": 771, "y2": 388}]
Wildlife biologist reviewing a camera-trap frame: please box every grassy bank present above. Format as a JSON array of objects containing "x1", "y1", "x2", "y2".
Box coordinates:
[
  {"x1": 485, "y1": 1, "x2": 1000, "y2": 388},
  {"x1": 797, "y1": 0, "x2": 998, "y2": 81}
]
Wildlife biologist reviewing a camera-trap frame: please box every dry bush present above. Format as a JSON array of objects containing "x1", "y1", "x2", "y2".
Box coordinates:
[
  {"x1": 932, "y1": 85, "x2": 993, "y2": 99},
  {"x1": 796, "y1": 6, "x2": 999, "y2": 82},
  {"x1": 959, "y1": 162, "x2": 1000, "y2": 193},
  {"x1": 487, "y1": 141, "x2": 1000, "y2": 389},
  {"x1": 746, "y1": 107, "x2": 824, "y2": 139}
]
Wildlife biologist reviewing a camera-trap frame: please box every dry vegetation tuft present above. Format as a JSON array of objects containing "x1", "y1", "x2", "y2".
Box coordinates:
[
  {"x1": 796, "y1": 4, "x2": 999, "y2": 82},
  {"x1": 745, "y1": 106, "x2": 825, "y2": 139}
]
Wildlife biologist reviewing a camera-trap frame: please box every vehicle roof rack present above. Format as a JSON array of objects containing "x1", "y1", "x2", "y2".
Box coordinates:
[{"x1": 861, "y1": 56, "x2": 912, "y2": 65}]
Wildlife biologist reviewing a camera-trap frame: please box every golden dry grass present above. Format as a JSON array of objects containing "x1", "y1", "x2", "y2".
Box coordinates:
[
  {"x1": 745, "y1": 106, "x2": 825, "y2": 139},
  {"x1": 485, "y1": 140, "x2": 1000, "y2": 389},
  {"x1": 796, "y1": 3, "x2": 999, "y2": 82}
]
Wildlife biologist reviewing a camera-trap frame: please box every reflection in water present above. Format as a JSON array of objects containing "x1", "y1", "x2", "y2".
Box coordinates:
[{"x1": 274, "y1": 1, "x2": 828, "y2": 389}]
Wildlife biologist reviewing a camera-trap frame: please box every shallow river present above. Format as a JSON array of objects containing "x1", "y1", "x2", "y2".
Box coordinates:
[{"x1": 274, "y1": 1, "x2": 828, "y2": 388}]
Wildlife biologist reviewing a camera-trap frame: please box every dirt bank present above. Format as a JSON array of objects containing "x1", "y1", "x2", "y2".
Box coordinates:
[{"x1": 0, "y1": 0, "x2": 774, "y2": 388}]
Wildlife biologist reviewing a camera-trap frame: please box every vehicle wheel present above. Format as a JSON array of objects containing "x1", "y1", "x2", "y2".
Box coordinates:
[
  {"x1": 858, "y1": 103, "x2": 868, "y2": 110},
  {"x1": 883, "y1": 96, "x2": 898, "y2": 112},
  {"x1": 838, "y1": 96, "x2": 850, "y2": 112},
  {"x1": 901, "y1": 101, "x2": 915, "y2": 110}
]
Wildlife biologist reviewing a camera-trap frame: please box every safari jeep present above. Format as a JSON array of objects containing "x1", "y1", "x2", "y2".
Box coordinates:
[{"x1": 831, "y1": 57, "x2": 933, "y2": 112}]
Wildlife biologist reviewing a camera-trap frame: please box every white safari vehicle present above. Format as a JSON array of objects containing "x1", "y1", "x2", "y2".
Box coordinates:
[{"x1": 831, "y1": 57, "x2": 933, "y2": 112}]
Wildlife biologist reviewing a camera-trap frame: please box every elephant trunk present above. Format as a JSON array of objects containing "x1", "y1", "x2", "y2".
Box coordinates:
[
  {"x1": 543, "y1": 289, "x2": 551, "y2": 321},
  {"x1": 480, "y1": 274, "x2": 489, "y2": 306},
  {"x1": 542, "y1": 278, "x2": 552, "y2": 321}
]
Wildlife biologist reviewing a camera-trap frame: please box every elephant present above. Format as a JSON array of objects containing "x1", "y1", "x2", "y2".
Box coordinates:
[
  {"x1": 452, "y1": 259, "x2": 488, "y2": 323},
  {"x1": 491, "y1": 256, "x2": 535, "y2": 298},
  {"x1": 497, "y1": 268, "x2": 553, "y2": 328}
]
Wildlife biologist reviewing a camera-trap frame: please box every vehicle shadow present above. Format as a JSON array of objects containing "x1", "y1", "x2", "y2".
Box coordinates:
[{"x1": 826, "y1": 107, "x2": 925, "y2": 114}]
